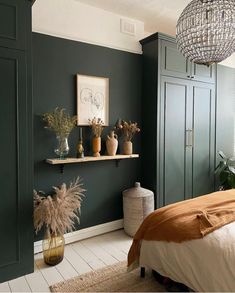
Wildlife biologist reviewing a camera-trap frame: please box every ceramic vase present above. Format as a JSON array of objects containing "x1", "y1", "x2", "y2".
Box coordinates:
[
  {"x1": 122, "y1": 141, "x2": 133, "y2": 155},
  {"x1": 92, "y1": 136, "x2": 101, "y2": 157},
  {"x1": 106, "y1": 131, "x2": 118, "y2": 156},
  {"x1": 43, "y1": 229, "x2": 65, "y2": 266}
]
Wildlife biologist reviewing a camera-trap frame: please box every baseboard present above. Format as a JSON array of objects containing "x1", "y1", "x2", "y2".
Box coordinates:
[{"x1": 34, "y1": 219, "x2": 124, "y2": 254}]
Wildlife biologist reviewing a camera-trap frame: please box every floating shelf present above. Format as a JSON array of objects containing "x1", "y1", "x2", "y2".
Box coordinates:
[{"x1": 46, "y1": 154, "x2": 139, "y2": 173}]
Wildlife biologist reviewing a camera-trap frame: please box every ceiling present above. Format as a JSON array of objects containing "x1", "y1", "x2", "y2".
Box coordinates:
[{"x1": 76, "y1": 0, "x2": 190, "y2": 35}]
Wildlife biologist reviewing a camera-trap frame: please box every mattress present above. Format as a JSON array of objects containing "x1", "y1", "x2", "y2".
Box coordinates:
[{"x1": 139, "y1": 221, "x2": 235, "y2": 292}]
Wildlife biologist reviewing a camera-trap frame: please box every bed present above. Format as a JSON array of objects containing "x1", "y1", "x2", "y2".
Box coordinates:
[{"x1": 128, "y1": 190, "x2": 235, "y2": 292}]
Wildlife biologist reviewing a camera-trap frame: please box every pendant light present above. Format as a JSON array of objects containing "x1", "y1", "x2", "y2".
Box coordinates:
[{"x1": 176, "y1": 0, "x2": 235, "y2": 66}]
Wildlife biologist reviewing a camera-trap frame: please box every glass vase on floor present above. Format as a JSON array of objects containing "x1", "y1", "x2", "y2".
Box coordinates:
[
  {"x1": 43, "y1": 229, "x2": 65, "y2": 266},
  {"x1": 54, "y1": 133, "x2": 69, "y2": 159}
]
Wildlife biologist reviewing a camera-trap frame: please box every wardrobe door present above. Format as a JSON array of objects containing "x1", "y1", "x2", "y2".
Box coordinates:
[
  {"x1": 159, "y1": 77, "x2": 192, "y2": 207},
  {"x1": 0, "y1": 47, "x2": 33, "y2": 283},
  {"x1": 0, "y1": 0, "x2": 30, "y2": 50},
  {"x1": 160, "y1": 40, "x2": 191, "y2": 80},
  {"x1": 191, "y1": 63, "x2": 216, "y2": 84},
  {"x1": 192, "y1": 82, "x2": 215, "y2": 197}
]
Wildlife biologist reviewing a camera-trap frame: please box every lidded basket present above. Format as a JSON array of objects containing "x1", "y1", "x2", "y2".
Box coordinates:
[{"x1": 123, "y1": 182, "x2": 154, "y2": 237}]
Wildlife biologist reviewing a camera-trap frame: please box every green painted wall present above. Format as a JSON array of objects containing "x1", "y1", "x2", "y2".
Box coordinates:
[
  {"x1": 215, "y1": 65, "x2": 235, "y2": 188},
  {"x1": 32, "y1": 33, "x2": 142, "y2": 240},
  {"x1": 216, "y1": 65, "x2": 235, "y2": 158}
]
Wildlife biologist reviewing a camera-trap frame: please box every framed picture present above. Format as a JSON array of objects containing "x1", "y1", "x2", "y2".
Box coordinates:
[{"x1": 77, "y1": 74, "x2": 109, "y2": 126}]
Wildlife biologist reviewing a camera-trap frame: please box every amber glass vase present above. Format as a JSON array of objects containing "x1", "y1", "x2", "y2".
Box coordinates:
[{"x1": 43, "y1": 229, "x2": 65, "y2": 266}]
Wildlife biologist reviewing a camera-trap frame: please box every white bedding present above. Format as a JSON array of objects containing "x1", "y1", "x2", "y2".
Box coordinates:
[{"x1": 139, "y1": 221, "x2": 235, "y2": 292}]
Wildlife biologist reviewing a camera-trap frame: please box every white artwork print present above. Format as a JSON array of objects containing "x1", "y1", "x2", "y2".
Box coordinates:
[{"x1": 77, "y1": 75, "x2": 109, "y2": 125}]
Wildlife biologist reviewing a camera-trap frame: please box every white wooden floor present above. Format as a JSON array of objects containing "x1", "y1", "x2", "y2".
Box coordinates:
[{"x1": 0, "y1": 230, "x2": 132, "y2": 292}]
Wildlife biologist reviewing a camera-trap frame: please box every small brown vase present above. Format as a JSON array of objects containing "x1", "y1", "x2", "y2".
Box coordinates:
[
  {"x1": 92, "y1": 136, "x2": 101, "y2": 157},
  {"x1": 122, "y1": 141, "x2": 133, "y2": 155},
  {"x1": 106, "y1": 131, "x2": 118, "y2": 156},
  {"x1": 43, "y1": 229, "x2": 65, "y2": 266}
]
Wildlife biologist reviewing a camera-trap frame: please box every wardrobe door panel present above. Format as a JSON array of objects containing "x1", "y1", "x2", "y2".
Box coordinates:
[
  {"x1": 0, "y1": 47, "x2": 33, "y2": 283},
  {"x1": 161, "y1": 41, "x2": 191, "y2": 79},
  {"x1": 160, "y1": 77, "x2": 192, "y2": 206},
  {"x1": 0, "y1": 0, "x2": 30, "y2": 50},
  {"x1": 192, "y1": 83, "x2": 215, "y2": 197},
  {"x1": 191, "y1": 63, "x2": 216, "y2": 83}
]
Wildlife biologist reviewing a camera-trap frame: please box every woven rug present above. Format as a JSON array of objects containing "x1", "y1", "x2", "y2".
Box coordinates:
[{"x1": 50, "y1": 261, "x2": 165, "y2": 292}]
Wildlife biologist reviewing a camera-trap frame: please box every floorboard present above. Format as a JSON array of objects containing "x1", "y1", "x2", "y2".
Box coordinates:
[
  {"x1": 0, "y1": 282, "x2": 11, "y2": 293},
  {"x1": 65, "y1": 245, "x2": 93, "y2": 274},
  {"x1": 9, "y1": 276, "x2": 31, "y2": 293},
  {"x1": 25, "y1": 270, "x2": 50, "y2": 292},
  {"x1": 72, "y1": 242, "x2": 106, "y2": 270},
  {"x1": 81, "y1": 237, "x2": 119, "y2": 265}
]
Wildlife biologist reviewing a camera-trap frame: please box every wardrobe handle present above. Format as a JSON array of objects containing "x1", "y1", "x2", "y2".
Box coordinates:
[
  {"x1": 187, "y1": 75, "x2": 191, "y2": 79},
  {"x1": 186, "y1": 129, "x2": 193, "y2": 147},
  {"x1": 191, "y1": 76, "x2": 195, "y2": 79}
]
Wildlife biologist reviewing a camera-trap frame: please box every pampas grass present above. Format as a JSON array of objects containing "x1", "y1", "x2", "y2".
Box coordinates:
[{"x1": 34, "y1": 177, "x2": 85, "y2": 235}]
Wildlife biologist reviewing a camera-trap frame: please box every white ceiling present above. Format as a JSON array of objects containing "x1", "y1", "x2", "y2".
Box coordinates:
[{"x1": 76, "y1": 0, "x2": 190, "y2": 35}]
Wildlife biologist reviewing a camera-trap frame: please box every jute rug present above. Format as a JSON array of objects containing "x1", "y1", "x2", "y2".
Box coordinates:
[{"x1": 50, "y1": 261, "x2": 166, "y2": 292}]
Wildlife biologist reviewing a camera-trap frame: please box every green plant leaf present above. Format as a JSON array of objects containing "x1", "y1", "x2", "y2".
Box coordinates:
[
  {"x1": 227, "y1": 174, "x2": 235, "y2": 188},
  {"x1": 228, "y1": 166, "x2": 235, "y2": 174},
  {"x1": 219, "y1": 170, "x2": 229, "y2": 184},
  {"x1": 218, "y1": 151, "x2": 227, "y2": 160},
  {"x1": 215, "y1": 161, "x2": 226, "y2": 174}
]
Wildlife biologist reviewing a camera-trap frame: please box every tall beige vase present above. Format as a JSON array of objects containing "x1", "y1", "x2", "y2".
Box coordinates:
[
  {"x1": 106, "y1": 131, "x2": 118, "y2": 156},
  {"x1": 122, "y1": 141, "x2": 133, "y2": 155},
  {"x1": 92, "y1": 136, "x2": 101, "y2": 157}
]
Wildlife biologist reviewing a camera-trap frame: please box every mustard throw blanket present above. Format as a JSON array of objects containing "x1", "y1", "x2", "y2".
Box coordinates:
[{"x1": 128, "y1": 190, "x2": 235, "y2": 267}]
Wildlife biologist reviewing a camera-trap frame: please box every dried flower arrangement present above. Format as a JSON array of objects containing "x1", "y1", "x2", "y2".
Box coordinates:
[
  {"x1": 88, "y1": 117, "x2": 105, "y2": 137},
  {"x1": 42, "y1": 107, "x2": 77, "y2": 137},
  {"x1": 34, "y1": 177, "x2": 85, "y2": 235},
  {"x1": 115, "y1": 119, "x2": 140, "y2": 142}
]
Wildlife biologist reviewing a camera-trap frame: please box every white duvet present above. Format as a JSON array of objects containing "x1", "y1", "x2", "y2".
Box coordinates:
[{"x1": 139, "y1": 221, "x2": 235, "y2": 292}]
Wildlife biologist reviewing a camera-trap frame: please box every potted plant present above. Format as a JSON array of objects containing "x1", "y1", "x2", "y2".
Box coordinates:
[
  {"x1": 42, "y1": 107, "x2": 77, "y2": 159},
  {"x1": 34, "y1": 178, "x2": 85, "y2": 266},
  {"x1": 215, "y1": 151, "x2": 235, "y2": 190},
  {"x1": 88, "y1": 117, "x2": 105, "y2": 157},
  {"x1": 115, "y1": 119, "x2": 140, "y2": 155}
]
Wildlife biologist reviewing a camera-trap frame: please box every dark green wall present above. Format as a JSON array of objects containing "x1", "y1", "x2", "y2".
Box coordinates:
[{"x1": 32, "y1": 33, "x2": 142, "y2": 240}]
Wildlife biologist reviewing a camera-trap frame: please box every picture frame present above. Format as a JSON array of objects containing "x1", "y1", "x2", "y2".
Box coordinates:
[{"x1": 76, "y1": 74, "x2": 109, "y2": 126}]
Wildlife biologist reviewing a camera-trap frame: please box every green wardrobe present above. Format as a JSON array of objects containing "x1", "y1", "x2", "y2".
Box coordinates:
[
  {"x1": 141, "y1": 33, "x2": 216, "y2": 208},
  {"x1": 0, "y1": 0, "x2": 33, "y2": 283}
]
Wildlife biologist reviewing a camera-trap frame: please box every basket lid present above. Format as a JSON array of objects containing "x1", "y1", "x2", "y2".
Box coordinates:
[{"x1": 123, "y1": 182, "x2": 154, "y2": 198}]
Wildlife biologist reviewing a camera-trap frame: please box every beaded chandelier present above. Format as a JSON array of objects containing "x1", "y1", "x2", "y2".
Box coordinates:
[{"x1": 176, "y1": 0, "x2": 235, "y2": 66}]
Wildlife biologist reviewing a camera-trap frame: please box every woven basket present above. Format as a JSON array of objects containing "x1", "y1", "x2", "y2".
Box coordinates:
[{"x1": 123, "y1": 182, "x2": 154, "y2": 237}]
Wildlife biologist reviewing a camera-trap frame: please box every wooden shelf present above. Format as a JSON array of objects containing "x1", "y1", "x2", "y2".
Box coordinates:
[{"x1": 46, "y1": 154, "x2": 139, "y2": 173}]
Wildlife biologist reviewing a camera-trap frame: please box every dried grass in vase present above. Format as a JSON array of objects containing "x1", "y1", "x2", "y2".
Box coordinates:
[
  {"x1": 42, "y1": 107, "x2": 77, "y2": 137},
  {"x1": 88, "y1": 117, "x2": 105, "y2": 137},
  {"x1": 115, "y1": 120, "x2": 140, "y2": 142},
  {"x1": 34, "y1": 177, "x2": 85, "y2": 236}
]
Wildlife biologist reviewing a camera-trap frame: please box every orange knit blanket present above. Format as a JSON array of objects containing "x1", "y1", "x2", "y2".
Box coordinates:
[{"x1": 128, "y1": 190, "x2": 235, "y2": 268}]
